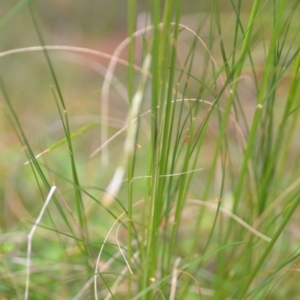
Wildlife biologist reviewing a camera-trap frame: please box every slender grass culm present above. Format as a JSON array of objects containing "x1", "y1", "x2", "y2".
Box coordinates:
[{"x1": 0, "y1": 0, "x2": 299, "y2": 299}]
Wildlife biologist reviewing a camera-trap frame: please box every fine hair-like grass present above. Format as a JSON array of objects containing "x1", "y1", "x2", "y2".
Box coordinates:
[{"x1": 1, "y1": 0, "x2": 300, "y2": 299}]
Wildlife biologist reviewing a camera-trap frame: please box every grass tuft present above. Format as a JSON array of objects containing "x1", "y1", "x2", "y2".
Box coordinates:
[{"x1": 1, "y1": 0, "x2": 300, "y2": 299}]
